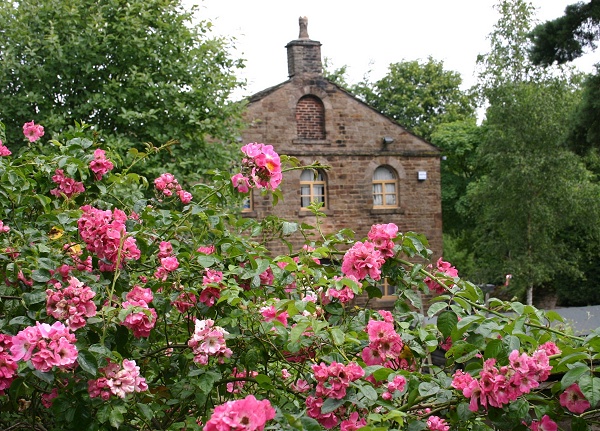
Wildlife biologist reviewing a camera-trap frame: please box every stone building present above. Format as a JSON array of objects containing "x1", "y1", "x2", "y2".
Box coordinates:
[{"x1": 239, "y1": 17, "x2": 443, "y2": 304}]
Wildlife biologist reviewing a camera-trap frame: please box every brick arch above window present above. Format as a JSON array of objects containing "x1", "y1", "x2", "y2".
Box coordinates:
[{"x1": 296, "y1": 95, "x2": 325, "y2": 140}]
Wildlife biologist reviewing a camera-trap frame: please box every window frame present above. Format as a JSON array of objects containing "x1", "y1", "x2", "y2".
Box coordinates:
[
  {"x1": 372, "y1": 166, "x2": 398, "y2": 209},
  {"x1": 300, "y1": 169, "x2": 327, "y2": 209}
]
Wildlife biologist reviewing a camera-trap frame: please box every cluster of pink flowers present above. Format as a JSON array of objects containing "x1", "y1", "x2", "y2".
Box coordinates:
[
  {"x1": 45, "y1": 276, "x2": 97, "y2": 330},
  {"x1": 260, "y1": 304, "x2": 289, "y2": 326},
  {"x1": 368, "y1": 223, "x2": 398, "y2": 257},
  {"x1": 325, "y1": 275, "x2": 359, "y2": 304},
  {"x1": 528, "y1": 415, "x2": 557, "y2": 431},
  {"x1": 226, "y1": 367, "x2": 259, "y2": 393},
  {"x1": 312, "y1": 361, "x2": 364, "y2": 399},
  {"x1": 88, "y1": 359, "x2": 148, "y2": 400},
  {"x1": 121, "y1": 286, "x2": 157, "y2": 338},
  {"x1": 362, "y1": 311, "x2": 406, "y2": 369},
  {"x1": 0, "y1": 220, "x2": 9, "y2": 233},
  {"x1": 341, "y1": 241, "x2": 385, "y2": 281},
  {"x1": 172, "y1": 290, "x2": 197, "y2": 313},
  {"x1": 23, "y1": 121, "x2": 45, "y2": 143},
  {"x1": 89, "y1": 148, "x2": 114, "y2": 180},
  {"x1": 381, "y1": 374, "x2": 407, "y2": 400},
  {"x1": 426, "y1": 415, "x2": 450, "y2": 431},
  {"x1": 424, "y1": 258, "x2": 459, "y2": 295},
  {"x1": 188, "y1": 318, "x2": 232, "y2": 365},
  {"x1": 199, "y1": 269, "x2": 224, "y2": 307},
  {"x1": 154, "y1": 173, "x2": 192, "y2": 204},
  {"x1": 203, "y1": 394, "x2": 275, "y2": 431},
  {"x1": 340, "y1": 223, "x2": 400, "y2": 282},
  {"x1": 78, "y1": 205, "x2": 141, "y2": 271},
  {"x1": 0, "y1": 140, "x2": 11, "y2": 156},
  {"x1": 10, "y1": 321, "x2": 78, "y2": 372},
  {"x1": 197, "y1": 245, "x2": 216, "y2": 254},
  {"x1": 0, "y1": 334, "x2": 18, "y2": 395},
  {"x1": 306, "y1": 361, "x2": 365, "y2": 429},
  {"x1": 560, "y1": 383, "x2": 590, "y2": 414},
  {"x1": 50, "y1": 169, "x2": 85, "y2": 198},
  {"x1": 231, "y1": 142, "x2": 282, "y2": 192},
  {"x1": 452, "y1": 344, "x2": 557, "y2": 412},
  {"x1": 154, "y1": 241, "x2": 179, "y2": 281},
  {"x1": 340, "y1": 412, "x2": 367, "y2": 431}
]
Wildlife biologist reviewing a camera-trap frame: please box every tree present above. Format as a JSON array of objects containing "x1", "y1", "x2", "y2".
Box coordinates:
[
  {"x1": 352, "y1": 57, "x2": 476, "y2": 141},
  {"x1": 529, "y1": 1, "x2": 600, "y2": 159},
  {"x1": 469, "y1": 0, "x2": 600, "y2": 305},
  {"x1": 0, "y1": 0, "x2": 246, "y2": 183},
  {"x1": 529, "y1": 0, "x2": 600, "y2": 66}
]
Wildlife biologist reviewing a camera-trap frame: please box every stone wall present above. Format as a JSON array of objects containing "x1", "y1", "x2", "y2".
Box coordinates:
[{"x1": 241, "y1": 74, "x2": 442, "y2": 261}]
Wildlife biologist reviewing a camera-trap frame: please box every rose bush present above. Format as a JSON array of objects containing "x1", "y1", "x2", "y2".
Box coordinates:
[{"x1": 0, "y1": 121, "x2": 599, "y2": 431}]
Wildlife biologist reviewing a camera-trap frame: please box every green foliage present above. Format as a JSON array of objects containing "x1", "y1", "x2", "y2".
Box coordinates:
[
  {"x1": 529, "y1": 0, "x2": 600, "y2": 66},
  {"x1": 430, "y1": 119, "x2": 482, "y2": 236},
  {"x1": 467, "y1": 0, "x2": 600, "y2": 305},
  {"x1": 0, "y1": 0, "x2": 246, "y2": 184},
  {"x1": 352, "y1": 57, "x2": 476, "y2": 141},
  {"x1": 1, "y1": 118, "x2": 600, "y2": 430}
]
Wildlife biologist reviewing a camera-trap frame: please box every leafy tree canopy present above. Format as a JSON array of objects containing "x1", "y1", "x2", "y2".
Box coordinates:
[
  {"x1": 0, "y1": 0, "x2": 246, "y2": 184},
  {"x1": 529, "y1": 0, "x2": 600, "y2": 66},
  {"x1": 352, "y1": 57, "x2": 476, "y2": 141}
]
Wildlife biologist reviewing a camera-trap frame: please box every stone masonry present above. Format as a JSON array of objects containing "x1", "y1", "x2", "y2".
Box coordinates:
[{"x1": 239, "y1": 17, "x2": 443, "y2": 307}]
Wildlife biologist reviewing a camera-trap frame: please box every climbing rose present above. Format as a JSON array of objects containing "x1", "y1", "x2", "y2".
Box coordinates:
[
  {"x1": 424, "y1": 257, "x2": 459, "y2": 295},
  {"x1": 88, "y1": 359, "x2": 148, "y2": 400},
  {"x1": 89, "y1": 148, "x2": 114, "y2": 180},
  {"x1": 10, "y1": 321, "x2": 78, "y2": 372},
  {"x1": 529, "y1": 415, "x2": 558, "y2": 431},
  {"x1": 232, "y1": 143, "x2": 282, "y2": 191},
  {"x1": 427, "y1": 415, "x2": 450, "y2": 431},
  {"x1": 0, "y1": 334, "x2": 17, "y2": 395},
  {"x1": 45, "y1": 276, "x2": 97, "y2": 330},
  {"x1": 203, "y1": 394, "x2": 275, "y2": 431},
  {"x1": 341, "y1": 241, "x2": 385, "y2": 281},
  {"x1": 50, "y1": 169, "x2": 85, "y2": 198},
  {"x1": 0, "y1": 141, "x2": 11, "y2": 156},
  {"x1": 560, "y1": 383, "x2": 590, "y2": 414},
  {"x1": 22, "y1": 121, "x2": 45, "y2": 142}
]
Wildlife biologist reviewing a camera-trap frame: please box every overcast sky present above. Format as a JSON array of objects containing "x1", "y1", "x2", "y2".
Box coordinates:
[{"x1": 187, "y1": 0, "x2": 599, "y2": 98}]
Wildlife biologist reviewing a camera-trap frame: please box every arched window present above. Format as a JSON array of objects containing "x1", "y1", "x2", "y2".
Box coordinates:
[
  {"x1": 300, "y1": 169, "x2": 327, "y2": 208},
  {"x1": 296, "y1": 95, "x2": 325, "y2": 140},
  {"x1": 372, "y1": 166, "x2": 398, "y2": 208}
]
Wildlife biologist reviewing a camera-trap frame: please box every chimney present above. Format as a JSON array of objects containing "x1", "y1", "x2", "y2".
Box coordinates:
[{"x1": 286, "y1": 16, "x2": 322, "y2": 77}]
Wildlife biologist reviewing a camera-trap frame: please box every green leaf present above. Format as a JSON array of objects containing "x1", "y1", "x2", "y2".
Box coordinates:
[
  {"x1": 483, "y1": 338, "x2": 505, "y2": 361},
  {"x1": 578, "y1": 375, "x2": 600, "y2": 408},
  {"x1": 197, "y1": 371, "x2": 221, "y2": 394},
  {"x1": 437, "y1": 310, "x2": 458, "y2": 338},
  {"x1": 321, "y1": 397, "x2": 345, "y2": 414},
  {"x1": 371, "y1": 367, "x2": 394, "y2": 382},
  {"x1": 447, "y1": 341, "x2": 479, "y2": 363},
  {"x1": 299, "y1": 417, "x2": 323, "y2": 431},
  {"x1": 22, "y1": 291, "x2": 47, "y2": 306},
  {"x1": 418, "y1": 381, "x2": 440, "y2": 396},
  {"x1": 255, "y1": 374, "x2": 274, "y2": 389},
  {"x1": 77, "y1": 350, "x2": 98, "y2": 376},
  {"x1": 330, "y1": 327, "x2": 345, "y2": 345},
  {"x1": 282, "y1": 221, "x2": 298, "y2": 235},
  {"x1": 427, "y1": 301, "x2": 448, "y2": 317},
  {"x1": 561, "y1": 365, "x2": 590, "y2": 390},
  {"x1": 109, "y1": 407, "x2": 124, "y2": 429},
  {"x1": 357, "y1": 382, "x2": 378, "y2": 401},
  {"x1": 137, "y1": 403, "x2": 154, "y2": 421}
]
